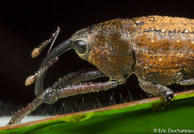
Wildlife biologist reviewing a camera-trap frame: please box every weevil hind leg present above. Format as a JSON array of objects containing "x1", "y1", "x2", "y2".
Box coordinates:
[{"x1": 138, "y1": 79, "x2": 174, "y2": 103}]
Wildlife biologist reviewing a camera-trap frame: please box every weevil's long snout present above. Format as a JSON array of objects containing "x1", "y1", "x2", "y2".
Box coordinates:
[
  {"x1": 25, "y1": 39, "x2": 73, "y2": 96},
  {"x1": 35, "y1": 39, "x2": 73, "y2": 96}
]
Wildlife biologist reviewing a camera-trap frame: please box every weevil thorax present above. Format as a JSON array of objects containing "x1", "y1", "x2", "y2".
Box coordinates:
[{"x1": 71, "y1": 19, "x2": 137, "y2": 81}]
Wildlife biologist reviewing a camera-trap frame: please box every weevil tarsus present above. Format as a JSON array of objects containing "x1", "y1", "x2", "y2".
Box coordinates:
[{"x1": 8, "y1": 96, "x2": 43, "y2": 125}]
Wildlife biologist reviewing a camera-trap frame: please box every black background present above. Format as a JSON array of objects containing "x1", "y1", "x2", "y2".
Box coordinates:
[{"x1": 0, "y1": 1, "x2": 194, "y2": 115}]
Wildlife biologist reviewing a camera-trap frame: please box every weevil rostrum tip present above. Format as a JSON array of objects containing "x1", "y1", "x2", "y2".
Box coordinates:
[{"x1": 8, "y1": 15, "x2": 194, "y2": 125}]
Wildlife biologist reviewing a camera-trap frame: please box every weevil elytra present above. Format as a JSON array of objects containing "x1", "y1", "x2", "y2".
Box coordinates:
[{"x1": 8, "y1": 15, "x2": 194, "y2": 125}]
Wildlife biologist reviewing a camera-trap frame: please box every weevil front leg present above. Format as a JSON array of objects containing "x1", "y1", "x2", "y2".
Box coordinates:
[
  {"x1": 42, "y1": 80, "x2": 119, "y2": 104},
  {"x1": 138, "y1": 79, "x2": 174, "y2": 103},
  {"x1": 8, "y1": 69, "x2": 105, "y2": 125},
  {"x1": 8, "y1": 80, "x2": 119, "y2": 125}
]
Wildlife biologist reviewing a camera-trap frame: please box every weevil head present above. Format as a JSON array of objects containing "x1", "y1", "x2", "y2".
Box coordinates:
[
  {"x1": 70, "y1": 19, "x2": 136, "y2": 81},
  {"x1": 35, "y1": 19, "x2": 137, "y2": 95}
]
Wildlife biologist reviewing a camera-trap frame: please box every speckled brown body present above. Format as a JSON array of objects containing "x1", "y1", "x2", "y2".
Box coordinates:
[
  {"x1": 132, "y1": 16, "x2": 194, "y2": 85},
  {"x1": 80, "y1": 16, "x2": 194, "y2": 85}
]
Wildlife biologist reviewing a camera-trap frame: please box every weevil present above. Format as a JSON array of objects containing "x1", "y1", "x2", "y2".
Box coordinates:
[{"x1": 8, "y1": 15, "x2": 194, "y2": 125}]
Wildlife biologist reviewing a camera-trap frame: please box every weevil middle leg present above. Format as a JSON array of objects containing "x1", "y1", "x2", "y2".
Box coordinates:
[{"x1": 49, "y1": 69, "x2": 105, "y2": 90}]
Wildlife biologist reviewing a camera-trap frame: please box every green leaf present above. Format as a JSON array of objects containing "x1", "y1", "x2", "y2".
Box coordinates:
[{"x1": 1, "y1": 90, "x2": 194, "y2": 134}]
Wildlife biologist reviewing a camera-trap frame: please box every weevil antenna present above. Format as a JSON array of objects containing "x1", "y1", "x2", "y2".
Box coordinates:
[
  {"x1": 31, "y1": 27, "x2": 60, "y2": 58},
  {"x1": 25, "y1": 57, "x2": 59, "y2": 86},
  {"x1": 25, "y1": 39, "x2": 72, "y2": 88}
]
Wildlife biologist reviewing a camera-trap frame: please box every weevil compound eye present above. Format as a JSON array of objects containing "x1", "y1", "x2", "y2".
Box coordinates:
[{"x1": 73, "y1": 40, "x2": 88, "y2": 54}]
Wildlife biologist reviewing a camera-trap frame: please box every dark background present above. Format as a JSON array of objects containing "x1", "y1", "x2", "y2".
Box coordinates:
[{"x1": 0, "y1": 1, "x2": 193, "y2": 115}]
